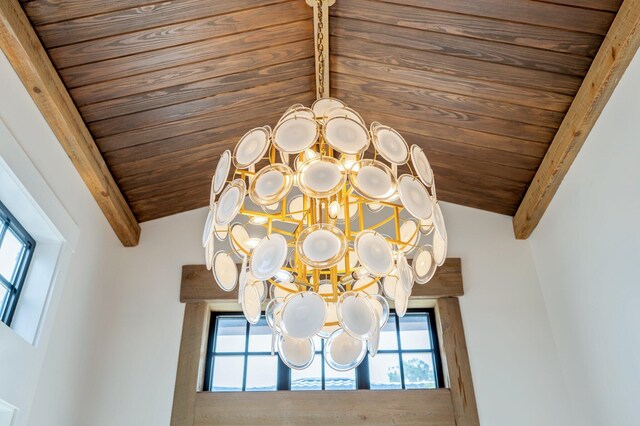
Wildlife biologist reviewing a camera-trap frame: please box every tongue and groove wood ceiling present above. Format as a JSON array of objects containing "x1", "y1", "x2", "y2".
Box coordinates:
[{"x1": 20, "y1": 0, "x2": 621, "y2": 221}]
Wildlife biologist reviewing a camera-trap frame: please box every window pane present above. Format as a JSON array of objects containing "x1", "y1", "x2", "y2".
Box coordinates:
[
  {"x1": 399, "y1": 313, "x2": 432, "y2": 350},
  {"x1": 211, "y1": 355, "x2": 244, "y2": 391},
  {"x1": 325, "y1": 364, "x2": 356, "y2": 390},
  {"x1": 245, "y1": 355, "x2": 278, "y2": 391},
  {"x1": 379, "y1": 314, "x2": 398, "y2": 351},
  {"x1": 0, "y1": 229, "x2": 24, "y2": 282},
  {"x1": 0, "y1": 285, "x2": 7, "y2": 310},
  {"x1": 248, "y1": 318, "x2": 272, "y2": 353},
  {"x1": 291, "y1": 356, "x2": 322, "y2": 391},
  {"x1": 215, "y1": 316, "x2": 246, "y2": 353},
  {"x1": 402, "y1": 353, "x2": 436, "y2": 389},
  {"x1": 368, "y1": 353, "x2": 402, "y2": 390}
]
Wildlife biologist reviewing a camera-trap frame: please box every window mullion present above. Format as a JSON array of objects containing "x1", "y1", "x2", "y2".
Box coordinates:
[
  {"x1": 395, "y1": 314, "x2": 406, "y2": 389},
  {"x1": 241, "y1": 321, "x2": 250, "y2": 391},
  {"x1": 0, "y1": 219, "x2": 8, "y2": 243}
]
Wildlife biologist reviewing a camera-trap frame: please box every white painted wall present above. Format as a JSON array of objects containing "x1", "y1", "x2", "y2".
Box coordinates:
[
  {"x1": 529, "y1": 51, "x2": 640, "y2": 426},
  {"x1": 1, "y1": 44, "x2": 577, "y2": 426},
  {"x1": 0, "y1": 51, "x2": 122, "y2": 426}
]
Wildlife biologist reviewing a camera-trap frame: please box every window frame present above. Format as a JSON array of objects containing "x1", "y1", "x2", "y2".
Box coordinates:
[
  {"x1": 0, "y1": 200, "x2": 36, "y2": 326},
  {"x1": 203, "y1": 308, "x2": 444, "y2": 392}
]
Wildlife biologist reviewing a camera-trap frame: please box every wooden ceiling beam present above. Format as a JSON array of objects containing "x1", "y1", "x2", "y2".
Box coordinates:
[
  {"x1": 513, "y1": 0, "x2": 640, "y2": 239},
  {"x1": 0, "y1": 0, "x2": 140, "y2": 246}
]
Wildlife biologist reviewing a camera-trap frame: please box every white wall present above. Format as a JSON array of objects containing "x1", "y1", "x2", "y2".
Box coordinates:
[
  {"x1": 529, "y1": 51, "x2": 640, "y2": 426},
  {"x1": 443, "y1": 203, "x2": 573, "y2": 425},
  {"x1": 0, "y1": 51, "x2": 122, "y2": 426}
]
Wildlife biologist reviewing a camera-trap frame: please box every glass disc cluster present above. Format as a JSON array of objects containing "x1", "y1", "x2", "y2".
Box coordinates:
[{"x1": 203, "y1": 98, "x2": 448, "y2": 371}]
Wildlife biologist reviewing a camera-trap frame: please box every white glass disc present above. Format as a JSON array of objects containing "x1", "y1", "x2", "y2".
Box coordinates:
[
  {"x1": 399, "y1": 219, "x2": 420, "y2": 254},
  {"x1": 202, "y1": 208, "x2": 214, "y2": 247},
  {"x1": 250, "y1": 234, "x2": 288, "y2": 280},
  {"x1": 324, "y1": 116, "x2": 370, "y2": 155},
  {"x1": 398, "y1": 175, "x2": 432, "y2": 221},
  {"x1": 230, "y1": 223, "x2": 250, "y2": 255},
  {"x1": 287, "y1": 195, "x2": 304, "y2": 221},
  {"x1": 354, "y1": 230, "x2": 394, "y2": 276},
  {"x1": 212, "y1": 150, "x2": 231, "y2": 195},
  {"x1": 241, "y1": 283, "x2": 261, "y2": 324},
  {"x1": 205, "y1": 234, "x2": 214, "y2": 270},
  {"x1": 312, "y1": 97, "x2": 346, "y2": 117},
  {"x1": 278, "y1": 335, "x2": 315, "y2": 370},
  {"x1": 296, "y1": 224, "x2": 347, "y2": 269},
  {"x1": 326, "y1": 105, "x2": 365, "y2": 126},
  {"x1": 324, "y1": 329, "x2": 367, "y2": 371},
  {"x1": 349, "y1": 160, "x2": 397, "y2": 201},
  {"x1": 233, "y1": 127, "x2": 270, "y2": 168},
  {"x1": 410, "y1": 145, "x2": 434, "y2": 187},
  {"x1": 368, "y1": 294, "x2": 390, "y2": 328},
  {"x1": 249, "y1": 164, "x2": 293, "y2": 206},
  {"x1": 394, "y1": 277, "x2": 409, "y2": 318},
  {"x1": 256, "y1": 170, "x2": 284, "y2": 198},
  {"x1": 338, "y1": 292, "x2": 377, "y2": 340},
  {"x1": 281, "y1": 292, "x2": 326, "y2": 339},
  {"x1": 273, "y1": 116, "x2": 318, "y2": 153},
  {"x1": 433, "y1": 230, "x2": 448, "y2": 267},
  {"x1": 397, "y1": 251, "x2": 413, "y2": 293},
  {"x1": 373, "y1": 126, "x2": 409, "y2": 164},
  {"x1": 215, "y1": 179, "x2": 246, "y2": 226},
  {"x1": 383, "y1": 271, "x2": 398, "y2": 300},
  {"x1": 433, "y1": 201, "x2": 447, "y2": 241},
  {"x1": 213, "y1": 252, "x2": 237, "y2": 291},
  {"x1": 413, "y1": 245, "x2": 438, "y2": 284},
  {"x1": 266, "y1": 297, "x2": 284, "y2": 332},
  {"x1": 297, "y1": 157, "x2": 346, "y2": 198},
  {"x1": 303, "y1": 229, "x2": 340, "y2": 262}
]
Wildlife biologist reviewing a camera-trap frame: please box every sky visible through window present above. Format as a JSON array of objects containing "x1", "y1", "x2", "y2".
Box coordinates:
[
  {"x1": 0, "y1": 201, "x2": 35, "y2": 325},
  {"x1": 0, "y1": 229, "x2": 24, "y2": 282},
  {"x1": 205, "y1": 311, "x2": 441, "y2": 391}
]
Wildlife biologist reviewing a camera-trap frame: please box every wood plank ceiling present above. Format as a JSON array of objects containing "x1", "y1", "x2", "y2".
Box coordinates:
[{"x1": 20, "y1": 0, "x2": 621, "y2": 221}]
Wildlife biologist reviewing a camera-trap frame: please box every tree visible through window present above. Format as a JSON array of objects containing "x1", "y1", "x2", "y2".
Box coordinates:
[
  {"x1": 204, "y1": 309, "x2": 443, "y2": 391},
  {"x1": 0, "y1": 201, "x2": 36, "y2": 326}
]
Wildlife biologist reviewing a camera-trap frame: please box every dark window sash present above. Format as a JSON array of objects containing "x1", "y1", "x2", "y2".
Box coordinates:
[{"x1": 204, "y1": 309, "x2": 444, "y2": 392}]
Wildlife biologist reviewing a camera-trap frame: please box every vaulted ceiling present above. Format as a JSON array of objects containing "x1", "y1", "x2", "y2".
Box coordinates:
[{"x1": 19, "y1": 0, "x2": 622, "y2": 221}]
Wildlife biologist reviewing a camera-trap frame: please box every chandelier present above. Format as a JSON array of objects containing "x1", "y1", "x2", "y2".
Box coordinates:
[{"x1": 202, "y1": 0, "x2": 447, "y2": 372}]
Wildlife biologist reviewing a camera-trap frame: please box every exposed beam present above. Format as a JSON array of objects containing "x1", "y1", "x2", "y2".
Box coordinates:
[
  {"x1": 513, "y1": 0, "x2": 640, "y2": 239},
  {"x1": 180, "y1": 258, "x2": 463, "y2": 303},
  {"x1": 0, "y1": 0, "x2": 140, "y2": 246}
]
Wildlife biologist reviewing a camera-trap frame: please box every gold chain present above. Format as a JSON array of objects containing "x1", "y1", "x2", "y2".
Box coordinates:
[{"x1": 316, "y1": 0, "x2": 325, "y2": 98}]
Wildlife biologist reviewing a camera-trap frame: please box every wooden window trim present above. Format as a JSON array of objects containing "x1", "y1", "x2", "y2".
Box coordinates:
[{"x1": 172, "y1": 258, "x2": 479, "y2": 425}]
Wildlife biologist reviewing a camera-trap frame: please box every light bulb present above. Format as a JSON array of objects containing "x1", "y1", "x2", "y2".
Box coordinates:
[
  {"x1": 341, "y1": 155, "x2": 356, "y2": 170},
  {"x1": 328, "y1": 201, "x2": 340, "y2": 219},
  {"x1": 245, "y1": 237, "x2": 261, "y2": 249},
  {"x1": 274, "y1": 270, "x2": 294, "y2": 283},
  {"x1": 249, "y1": 215, "x2": 268, "y2": 225}
]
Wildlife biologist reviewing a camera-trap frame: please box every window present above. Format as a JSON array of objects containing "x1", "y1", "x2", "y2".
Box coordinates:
[
  {"x1": 0, "y1": 201, "x2": 36, "y2": 326},
  {"x1": 204, "y1": 309, "x2": 443, "y2": 391}
]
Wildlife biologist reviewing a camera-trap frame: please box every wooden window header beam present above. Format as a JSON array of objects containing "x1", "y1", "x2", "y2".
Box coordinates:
[
  {"x1": 180, "y1": 258, "x2": 463, "y2": 303},
  {"x1": 0, "y1": 0, "x2": 140, "y2": 246},
  {"x1": 513, "y1": 0, "x2": 640, "y2": 239}
]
